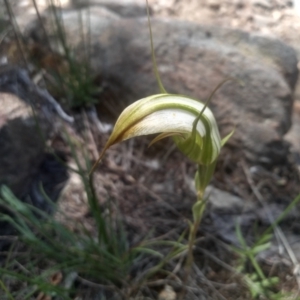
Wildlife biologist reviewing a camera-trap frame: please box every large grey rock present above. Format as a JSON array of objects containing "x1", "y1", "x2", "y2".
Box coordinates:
[
  {"x1": 0, "y1": 66, "x2": 69, "y2": 256},
  {"x1": 26, "y1": 14, "x2": 298, "y2": 164},
  {"x1": 204, "y1": 186, "x2": 255, "y2": 244},
  {"x1": 0, "y1": 66, "x2": 69, "y2": 198},
  {"x1": 0, "y1": 92, "x2": 45, "y2": 198}
]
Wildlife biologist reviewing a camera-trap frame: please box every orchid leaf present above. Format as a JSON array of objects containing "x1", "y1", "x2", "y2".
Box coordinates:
[{"x1": 221, "y1": 129, "x2": 235, "y2": 146}]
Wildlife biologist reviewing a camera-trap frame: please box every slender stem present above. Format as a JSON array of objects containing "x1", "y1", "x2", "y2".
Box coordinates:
[
  {"x1": 249, "y1": 253, "x2": 266, "y2": 280},
  {"x1": 186, "y1": 215, "x2": 202, "y2": 268},
  {"x1": 145, "y1": 0, "x2": 167, "y2": 94},
  {"x1": 0, "y1": 280, "x2": 14, "y2": 300},
  {"x1": 32, "y1": 0, "x2": 52, "y2": 49},
  {"x1": 185, "y1": 164, "x2": 209, "y2": 274},
  {"x1": 3, "y1": 0, "x2": 29, "y2": 69},
  {"x1": 180, "y1": 193, "x2": 205, "y2": 300}
]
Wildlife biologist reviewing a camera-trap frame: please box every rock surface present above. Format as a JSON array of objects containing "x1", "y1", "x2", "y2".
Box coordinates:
[
  {"x1": 0, "y1": 92, "x2": 46, "y2": 198},
  {"x1": 0, "y1": 65, "x2": 71, "y2": 198},
  {"x1": 284, "y1": 102, "x2": 300, "y2": 154},
  {"x1": 0, "y1": 67, "x2": 69, "y2": 252}
]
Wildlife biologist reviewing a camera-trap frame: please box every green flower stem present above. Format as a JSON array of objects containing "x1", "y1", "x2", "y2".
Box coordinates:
[
  {"x1": 186, "y1": 208, "x2": 202, "y2": 269},
  {"x1": 186, "y1": 164, "x2": 209, "y2": 270},
  {"x1": 182, "y1": 185, "x2": 206, "y2": 300},
  {"x1": 186, "y1": 202, "x2": 205, "y2": 269}
]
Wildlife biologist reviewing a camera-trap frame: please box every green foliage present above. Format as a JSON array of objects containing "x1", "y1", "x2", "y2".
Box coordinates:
[
  {"x1": 44, "y1": 1, "x2": 100, "y2": 109},
  {"x1": 50, "y1": 59, "x2": 100, "y2": 109},
  {"x1": 233, "y1": 222, "x2": 279, "y2": 299},
  {"x1": 232, "y1": 193, "x2": 300, "y2": 299},
  {"x1": 0, "y1": 128, "x2": 189, "y2": 299},
  {"x1": 4, "y1": 0, "x2": 100, "y2": 109},
  {"x1": 0, "y1": 184, "x2": 132, "y2": 291},
  {"x1": 0, "y1": 128, "x2": 131, "y2": 298}
]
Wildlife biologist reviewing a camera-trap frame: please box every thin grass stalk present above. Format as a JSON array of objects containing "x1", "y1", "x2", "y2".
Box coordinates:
[
  {"x1": 86, "y1": 1, "x2": 92, "y2": 72},
  {"x1": 248, "y1": 253, "x2": 266, "y2": 281},
  {"x1": 49, "y1": 0, "x2": 83, "y2": 82},
  {"x1": 48, "y1": 0, "x2": 95, "y2": 107},
  {"x1": 80, "y1": 2, "x2": 93, "y2": 91},
  {"x1": 186, "y1": 214, "x2": 201, "y2": 270},
  {"x1": 1, "y1": 192, "x2": 91, "y2": 264},
  {"x1": 0, "y1": 279, "x2": 14, "y2": 300},
  {"x1": 23, "y1": 287, "x2": 39, "y2": 299},
  {"x1": 2, "y1": 221, "x2": 124, "y2": 280},
  {"x1": 49, "y1": 0, "x2": 69, "y2": 56},
  {"x1": 48, "y1": 0, "x2": 79, "y2": 86},
  {"x1": 78, "y1": 9, "x2": 87, "y2": 62},
  {"x1": 186, "y1": 163, "x2": 210, "y2": 270},
  {"x1": 0, "y1": 268, "x2": 66, "y2": 293},
  {"x1": 3, "y1": 0, "x2": 29, "y2": 69},
  {"x1": 45, "y1": 0, "x2": 70, "y2": 99},
  {"x1": 81, "y1": 156, "x2": 110, "y2": 246},
  {"x1": 137, "y1": 239, "x2": 187, "y2": 285},
  {"x1": 62, "y1": 130, "x2": 109, "y2": 244},
  {"x1": 264, "y1": 193, "x2": 300, "y2": 235},
  {"x1": 31, "y1": 0, "x2": 52, "y2": 49}
]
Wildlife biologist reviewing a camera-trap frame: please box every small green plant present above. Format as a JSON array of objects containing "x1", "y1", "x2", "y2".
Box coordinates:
[
  {"x1": 4, "y1": 0, "x2": 100, "y2": 109},
  {"x1": 0, "y1": 127, "x2": 188, "y2": 298},
  {"x1": 41, "y1": 0, "x2": 100, "y2": 109},
  {"x1": 232, "y1": 193, "x2": 300, "y2": 299},
  {"x1": 0, "y1": 147, "x2": 132, "y2": 299},
  {"x1": 234, "y1": 222, "x2": 280, "y2": 299}
]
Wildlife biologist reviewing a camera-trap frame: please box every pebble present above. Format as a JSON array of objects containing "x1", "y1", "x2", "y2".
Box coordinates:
[
  {"x1": 207, "y1": 0, "x2": 221, "y2": 10},
  {"x1": 158, "y1": 285, "x2": 176, "y2": 300}
]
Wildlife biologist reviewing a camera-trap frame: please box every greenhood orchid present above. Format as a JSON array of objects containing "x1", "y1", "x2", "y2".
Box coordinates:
[
  {"x1": 91, "y1": 93, "x2": 232, "y2": 175},
  {"x1": 89, "y1": 0, "x2": 235, "y2": 274}
]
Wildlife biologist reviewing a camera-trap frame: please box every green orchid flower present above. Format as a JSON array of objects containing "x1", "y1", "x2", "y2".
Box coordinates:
[
  {"x1": 101, "y1": 94, "x2": 220, "y2": 161},
  {"x1": 91, "y1": 91, "x2": 233, "y2": 178}
]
